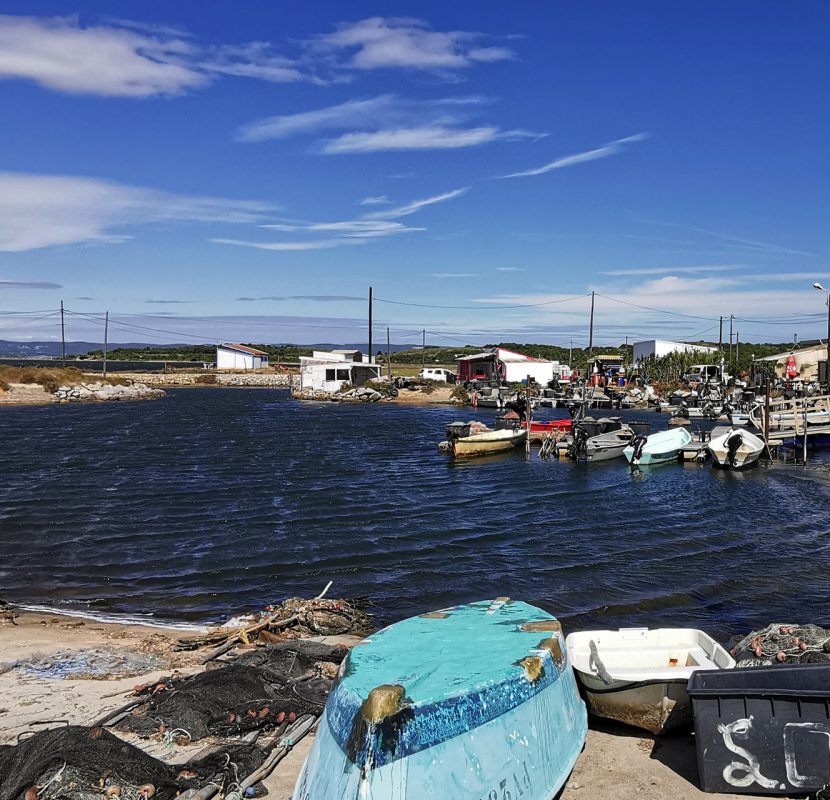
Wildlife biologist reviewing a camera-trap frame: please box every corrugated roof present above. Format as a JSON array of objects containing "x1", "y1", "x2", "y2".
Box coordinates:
[{"x1": 219, "y1": 343, "x2": 270, "y2": 356}]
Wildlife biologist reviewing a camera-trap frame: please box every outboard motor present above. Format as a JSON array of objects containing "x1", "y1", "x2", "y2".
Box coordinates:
[
  {"x1": 672, "y1": 401, "x2": 689, "y2": 419},
  {"x1": 631, "y1": 433, "x2": 648, "y2": 465},
  {"x1": 726, "y1": 431, "x2": 743, "y2": 468}
]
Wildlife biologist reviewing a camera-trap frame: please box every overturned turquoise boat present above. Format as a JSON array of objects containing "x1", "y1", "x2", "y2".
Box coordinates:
[{"x1": 292, "y1": 598, "x2": 587, "y2": 800}]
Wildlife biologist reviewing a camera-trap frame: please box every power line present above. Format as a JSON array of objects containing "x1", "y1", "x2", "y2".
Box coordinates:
[
  {"x1": 594, "y1": 292, "x2": 717, "y2": 321},
  {"x1": 374, "y1": 293, "x2": 590, "y2": 310}
]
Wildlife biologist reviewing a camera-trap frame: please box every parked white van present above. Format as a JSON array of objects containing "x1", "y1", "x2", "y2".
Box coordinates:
[{"x1": 419, "y1": 368, "x2": 456, "y2": 383}]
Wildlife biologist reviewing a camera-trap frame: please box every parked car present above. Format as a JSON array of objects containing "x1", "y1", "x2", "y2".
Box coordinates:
[
  {"x1": 683, "y1": 364, "x2": 726, "y2": 384},
  {"x1": 419, "y1": 368, "x2": 456, "y2": 383}
]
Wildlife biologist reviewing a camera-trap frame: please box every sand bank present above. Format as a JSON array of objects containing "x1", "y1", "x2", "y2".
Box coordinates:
[{"x1": 0, "y1": 611, "x2": 771, "y2": 800}]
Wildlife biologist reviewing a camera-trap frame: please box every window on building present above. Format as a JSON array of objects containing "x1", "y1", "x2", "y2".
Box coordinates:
[
  {"x1": 325, "y1": 369, "x2": 336, "y2": 381},
  {"x1": 336, "y1": 369, "x2": 350, "y2": 380}
]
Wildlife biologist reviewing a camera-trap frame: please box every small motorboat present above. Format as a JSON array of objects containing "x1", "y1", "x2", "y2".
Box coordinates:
[
  {"x1": 624, "y1": 427, "x2": 692, "y2": 466},
  {"x1": 523, "y1": 419, "x2": 573, "y2": 433},
  {"x1": 566, "y1": 627, "x2": 735, "y2": 735},
  {"x1": 293, "y1": 599, "x2": 588, "y2": 800},
  {"x1": 708, "y1": 427, "x2": 765, "y2": 469},
  {"x1": 452, "y1": 428, "x2": 526, "y2": 458}
]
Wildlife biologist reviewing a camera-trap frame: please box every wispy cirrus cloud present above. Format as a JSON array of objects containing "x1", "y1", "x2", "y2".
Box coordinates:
[
  {"x1": 359, "y1": 195, "x2": 390, "y2": 206},
  {"x1": 0, "y1": 280, "x2": 62, "y2": 289},
  {"x1": 236, "y1": 94, "x2": 543, "y2": 153},
  {"x1": 496, "y1": 267, "x2": 524, "y2": 272},
  {"x1": 212, "y1": 187, "x2": 467, "y2": 252},
  {"x1": 601, "y1": 264, "x2": 744, "y2": 277},
  {"x1": 501, "y1": 133, "x2": 647, "y2": 179},
  {"x1": 145, "y1": 299, "x2": 196, "y2": 304},
  {"x1": 309, "y1": 17, "x2": 514, "y2": 72},
  {"x1": 0, "y1": 171, "x2": 273, "y2": 251},
  {"x1": 236, "y1": 295, "x2": 364, "y2": 302}
]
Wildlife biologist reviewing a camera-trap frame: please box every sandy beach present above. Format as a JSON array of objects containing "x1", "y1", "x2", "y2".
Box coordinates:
[{"x1": 0, "y1": 611, "x2": 774, "y2": 800}]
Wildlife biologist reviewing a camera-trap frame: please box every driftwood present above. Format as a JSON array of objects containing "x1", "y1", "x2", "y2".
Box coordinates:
[{"x1": 175, "y1": 583, "x2": 372, "y2": 662}]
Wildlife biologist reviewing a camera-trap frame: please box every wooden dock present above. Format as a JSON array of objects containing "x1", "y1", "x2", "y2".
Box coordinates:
[{"x1": 751, "y1": 394, "x2": 830, "y2": 444}]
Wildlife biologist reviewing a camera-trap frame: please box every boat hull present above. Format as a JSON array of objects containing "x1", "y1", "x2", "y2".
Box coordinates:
[
  {"x1": 453, "y1": 430, "x2": 526, "y2": 458},
  {"x1": 577, "y1": 676, "x2": 692, "y2": 735},
  {"x1": 708, "y1": 428, "x2": 764, "y2": 469},
  {"x1": 292, "y1": 600, "x2": 587, "y2": 800},
  {"x1": 624, "y1": 428, "x2": 692, "y2": 466}
]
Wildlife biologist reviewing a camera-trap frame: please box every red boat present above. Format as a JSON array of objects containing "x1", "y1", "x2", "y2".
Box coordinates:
[{"x1": 521, "y1": 419, "x2": 572, "y2": 433}]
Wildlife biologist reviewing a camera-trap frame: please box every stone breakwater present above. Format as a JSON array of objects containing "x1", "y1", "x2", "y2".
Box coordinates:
[
  {"x1": 53, "y1": 381, "x2": 165, "y2": 403},
  {"x1": 292, "y1": 387, "x2": 384, "y2": 402},
  {"x1": 115, "y1": 372, "x2": 293, "y2": 388}
]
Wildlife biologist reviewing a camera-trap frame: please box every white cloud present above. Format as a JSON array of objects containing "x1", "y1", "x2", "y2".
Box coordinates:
[
  {"x1": 0, "y1": 14, "x2": 310, "y2": 97},
  {"x1": 311, "y1": 17, "x2": 514, "y2": 71},
  {"x1": 365, "y1": 188, "x2": 468, "y2": 219},
  {"x1": 211, "y1": 238, "x2": 367, "y2": 252},
  {"x1": 359, "y1": 195, "x2": 391, "y2": 206},
  {"x1": 217, "y1": 187, "x2": 467, "y2": 252},
  {"x1": 502, "y1": 133, "x2": 647, "y2": 179},
  {"x1": 323, "y1": 125, "x2": 536, "y2": 153},
  {"x1": 0, "y1": 171, "x2": 272, "y2": 251},
  {"x1": 236, "y1": 94, "x2": 542, "y2": 152},
  {"x1": 496, "y1": 267, "x2": 525, "y2": 272},
  {"x1": 601, "y1": 264, "x2": 744, "y2": 276}
]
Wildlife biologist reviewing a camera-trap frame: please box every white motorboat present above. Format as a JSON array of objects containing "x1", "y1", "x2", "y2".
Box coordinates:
[
  {"x1": 624, "y1": 427, "x2": 691, "y2": 466},
  {"x1": 566, "y1": 628, "x2": 735, "y2": 734},
  {"x1": 708, "y1": 427, "x2": 765, "y2": 469}
]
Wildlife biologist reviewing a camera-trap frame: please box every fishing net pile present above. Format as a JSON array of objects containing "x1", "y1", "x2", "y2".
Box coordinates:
[
  {"x1": 117, "y1": 642, "x2": 346, "y2": 741},
  {"x1": 0, "y1": 725, "x2": 266, "y2": 800},
  {"x1": 730, "y1": 623, "x2": 830, "y2": 667}
]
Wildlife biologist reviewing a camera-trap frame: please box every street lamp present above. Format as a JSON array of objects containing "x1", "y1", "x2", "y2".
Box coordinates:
[{"x1": 813, "y1": 282, "x2": 830, "y2": 392}]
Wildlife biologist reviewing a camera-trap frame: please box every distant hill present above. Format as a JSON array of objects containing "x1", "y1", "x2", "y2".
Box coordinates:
[{"x1": 0, "y1": 340, "x2": 416, "y2": 360}]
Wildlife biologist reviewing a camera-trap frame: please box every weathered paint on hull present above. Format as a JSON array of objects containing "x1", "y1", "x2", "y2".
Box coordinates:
[
  {"x1": 453, "y1": 433, "x2": 526, "y2": 458},
  {"x1": 579, "y1": 678, "x2": 691, "y2": 735},
  {"x1": 292, "y1": 600, "x2": 587, "y2": 800}
]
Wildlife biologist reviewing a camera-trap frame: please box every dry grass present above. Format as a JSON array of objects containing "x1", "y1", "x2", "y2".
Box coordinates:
[{"x1": 0, "y1": 366, "x2": 127, "y2": 394}]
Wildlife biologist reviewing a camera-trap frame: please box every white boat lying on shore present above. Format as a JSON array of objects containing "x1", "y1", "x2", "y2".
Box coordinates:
[
  {"x1": 566, "y1": 628, "x2": 735, "y2": 734},
  {"x1": 708, "y1": 427, "x2": 765, "y2": 469}
]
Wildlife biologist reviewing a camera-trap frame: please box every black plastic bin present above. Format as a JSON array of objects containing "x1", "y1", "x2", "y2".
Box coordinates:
[{"x1": 688, "y1": 664, "x2": 830, "y2": 795}]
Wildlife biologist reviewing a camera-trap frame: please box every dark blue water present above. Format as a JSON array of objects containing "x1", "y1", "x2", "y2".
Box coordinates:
[{"x1": 1, "y1": 388, "x2": 829, "y2": 638}]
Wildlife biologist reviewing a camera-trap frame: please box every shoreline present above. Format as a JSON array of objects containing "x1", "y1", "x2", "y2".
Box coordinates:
[{"x1": 0, "y1": 607, "x2": 769, "y2": 800}]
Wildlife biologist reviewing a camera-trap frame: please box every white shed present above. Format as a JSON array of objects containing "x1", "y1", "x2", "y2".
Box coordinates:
[
  {"x1": 633, "y1": 339, "x2": 717, "y2": 364},
  {"x1": 299, "y1": 350, "x2": 381, "y2": 393},
  {"x1": 216, "y1": 343, "x2": 270, "y2": 370}
]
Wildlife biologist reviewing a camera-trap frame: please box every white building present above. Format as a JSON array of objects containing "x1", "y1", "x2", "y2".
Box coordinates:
[
  {"x1": 298, "y1": 350, "x2": 381, "y2": 393},
  {"x1": 632, "y1": 339, "x2": 717, "y2": 364},
  {"x1": 216, "y1": 343, "x2": 270, "y2": 370},
  {"x1": 456, "y1": 347, "x2": 564, "y2": 385}
]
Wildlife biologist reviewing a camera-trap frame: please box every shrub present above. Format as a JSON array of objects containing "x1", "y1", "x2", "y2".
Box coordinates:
[
  {"x1": 450, "y1": 384, "x2": 471, "y2": 404},
  {"x1": 195, "y1": 373, "x2": 217, "y2": 385}
]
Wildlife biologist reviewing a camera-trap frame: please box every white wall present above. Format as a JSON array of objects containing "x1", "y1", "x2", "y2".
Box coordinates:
[
  {"x1": 633, "y1": 340, "x2": 716, "y2": 362},
  {"x1": 216, "y1": 349, "x2": 267, "y2": 369},
  {"x1": 300, "y1": 363, "x2": 353, "y2": 392},
  {"x1": 503, "y1": 360, "x2": 555, "y2": 385}
]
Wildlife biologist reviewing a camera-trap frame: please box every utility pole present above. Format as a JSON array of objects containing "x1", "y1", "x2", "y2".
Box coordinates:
[
  {"x1": 386, "y1": 326, "x2": 391, "y2": 381},
  {"x1": 60, "y1": 300, "x2": 66, "y2": 368},
  {"x1": 728, "y1": 314, "x2": 734, "y2": 362},
  {"x1": 422, "y1": 329, "x2": 426, "y2": 369},
  {"x1": 718, "y1": 316, "x2": 723, "y2": 352},
  {"x1": 368, "y1": 286, "x2": 373, "y2": 363},
  {"x1": 588, "y1": 291, "x2": 595, "y2": 355},
  {"x1": 103, "y1": 310, "x2": 109, "y2": 378},
  {"x1": 736, "y1": 331, "x2": 740, "y2": 362},
  {"x1": 569, "y1": 340, "x2": 573, "y2": 367},
  {"x1": 794, "y1": 333, "x2": 798, "y2": 347}
]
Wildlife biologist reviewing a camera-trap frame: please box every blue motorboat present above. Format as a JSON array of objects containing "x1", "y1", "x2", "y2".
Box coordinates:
[{"x1": 292, "y1": 599, "x2": 587, "y2": 800}]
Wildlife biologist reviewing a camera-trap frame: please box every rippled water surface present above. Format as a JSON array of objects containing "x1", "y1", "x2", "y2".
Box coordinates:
[{"x1": 1, "y1": 388, "x2": 829, "y2": 636}]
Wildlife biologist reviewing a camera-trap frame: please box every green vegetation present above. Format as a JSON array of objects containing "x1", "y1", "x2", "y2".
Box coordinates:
[{"x1": 83, "y1": 344, "x2": 314, "y2": 362}]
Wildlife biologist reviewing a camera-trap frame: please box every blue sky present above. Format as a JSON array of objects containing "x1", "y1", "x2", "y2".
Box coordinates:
[{"x1": 2, "y1": 1, "x2": 829, "y2": 347}]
